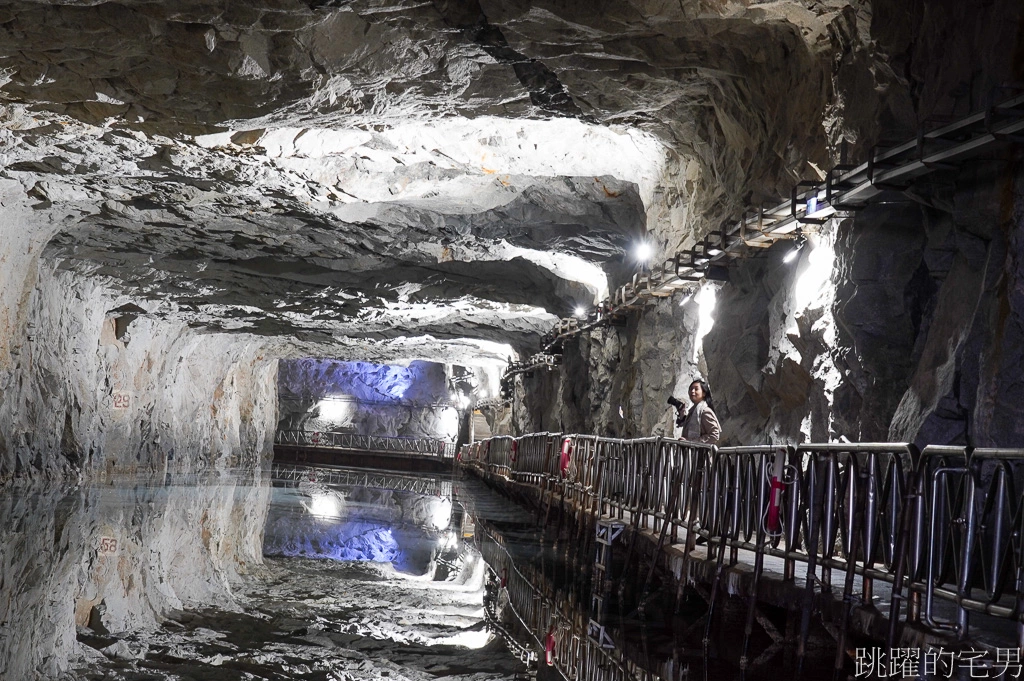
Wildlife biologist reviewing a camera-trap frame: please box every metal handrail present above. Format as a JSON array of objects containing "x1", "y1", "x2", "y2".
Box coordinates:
[
  {"x1": 275, "y1": 430, "x2": 457, "y2": 458},
  {"x1": 462, "y1": 434, "x2": 1024, "y2": 645},
  {"x1": 271, "y1": 462, "x2": 453, "y2": 496}
]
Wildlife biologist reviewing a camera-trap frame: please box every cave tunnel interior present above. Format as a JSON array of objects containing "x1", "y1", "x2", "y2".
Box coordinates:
[{"x1": 2, "y1": 0, "x2": 1024, "y2": 679}]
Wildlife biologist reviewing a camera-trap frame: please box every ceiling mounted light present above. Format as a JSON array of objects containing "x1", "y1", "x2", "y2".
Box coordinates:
[
  {"x1": 783, "y1": 234, "x2": 808, "y2": 264},
  {"x1": 634, "y1": 242, "x2": 653, "y2": 262}
]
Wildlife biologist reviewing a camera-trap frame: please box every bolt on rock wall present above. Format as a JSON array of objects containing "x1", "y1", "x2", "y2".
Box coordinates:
[{"x1": 0, "y1": 191, "x2": 277, "y2": 678}]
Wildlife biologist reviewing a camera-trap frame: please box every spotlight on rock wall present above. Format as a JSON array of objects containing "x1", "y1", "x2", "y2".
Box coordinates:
[
  {"x1": 430, "y1": 497, "x2": 452, "y2": 531},
  {"x1": 783, "y1": 233, "x2": 807, "y2": 263},
  {"x1": 308, "y1": 492, "x2": 343, "y2": 519},
  {"x1": 316, "y1": 398, "x2": 352, "y2": 423},
  {"x1": 634, "y1": 241, "x2": 653, "y2": 262},
  {"x1": 574, "y1": 305, "x2": 587, "y2": 318}
]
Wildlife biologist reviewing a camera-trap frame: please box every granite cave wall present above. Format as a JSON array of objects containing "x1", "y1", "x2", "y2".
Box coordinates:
[
  {"x1": 0, "y1": 193, "x2": 278, "y2": 679},
  {"x1": 514, "y1": 160, "x2": 1024, "y2": 449}
]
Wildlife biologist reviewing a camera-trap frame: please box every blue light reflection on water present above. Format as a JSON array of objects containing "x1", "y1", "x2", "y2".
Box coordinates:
[{"x1": 264, "y1": 520, "x2": 401, "y2": 564}]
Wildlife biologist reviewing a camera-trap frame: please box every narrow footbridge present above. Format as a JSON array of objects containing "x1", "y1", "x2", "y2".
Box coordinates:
[
  {"x1": 460, "y1": 434, "x2": 1024, "y2": 677},
  {"x1": 274, "y1": 430, "x2": 457, "y2": 472}
]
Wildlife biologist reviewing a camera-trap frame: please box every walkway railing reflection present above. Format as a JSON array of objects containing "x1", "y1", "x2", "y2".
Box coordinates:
[
  {"x1": 275, "y1": 430, "x2": 457, "y2": 458},
  {"x1": 461, "y1": 434, "x2": 1024, "y2": 647},
  {"x1": 271, "y1": 462, "x2": 452, "y2": 497},
  {"x1": 475, "y1": 516, "x2": 656, "y2": 681}
]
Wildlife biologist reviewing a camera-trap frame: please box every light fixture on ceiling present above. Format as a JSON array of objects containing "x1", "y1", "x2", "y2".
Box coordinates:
[
  {"x1": 634, "y1": 242, "x2": 653, "y2": 262},
  {"x1": 783, "y1": 233, "x2": 808, "y2": 264}
]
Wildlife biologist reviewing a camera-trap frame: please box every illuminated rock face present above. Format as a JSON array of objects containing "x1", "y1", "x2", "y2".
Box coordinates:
[
  {"x1": 519, "y1": 169, "x2": 1024, "y2": 448},
  {"x1": 0, "y1": 0, "x2": 868, "y2": 372},
  {"x1": 277, "y1": 358, "x2": 474, "y2": 440},
  {"x1": 0, "y1": 0, "x2": 1023, "y2": 677}
]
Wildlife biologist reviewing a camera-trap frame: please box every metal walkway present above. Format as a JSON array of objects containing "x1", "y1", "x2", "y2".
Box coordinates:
[{"x1": 460, "y1": 434, "x2": 1024, "y2": 676}]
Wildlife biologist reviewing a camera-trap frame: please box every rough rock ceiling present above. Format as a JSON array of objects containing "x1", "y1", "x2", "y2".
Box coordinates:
[{"x1": 0, "y1": 0, "x2": 842, "y2": 366}]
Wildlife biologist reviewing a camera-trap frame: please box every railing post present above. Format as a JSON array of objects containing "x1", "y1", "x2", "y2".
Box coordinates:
[
  {"x1": 797, "y1": 450, "x2": 823, "y2": 668},
  {"x1": 783, "y1": 446, "x2": 800, "y2": 581}
]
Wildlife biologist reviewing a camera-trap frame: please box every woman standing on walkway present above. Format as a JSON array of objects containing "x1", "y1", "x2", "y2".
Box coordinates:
[{"x1": 675, "y1": 378, "x2": 721, "y2": 445}]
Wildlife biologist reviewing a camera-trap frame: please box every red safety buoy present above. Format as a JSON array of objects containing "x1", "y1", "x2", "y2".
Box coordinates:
[
  {"x1": 500, "y1": 567, "x2": 508, "y2": 588},
  {"x1": 559, "y1": 438, "x2": 573, "y2": 477},
  {"x1": 544, "y1": 627, "x2": 556, "y2": 665},
  {"x1": 510, "y1": 439, "x2": 518, "y2": 463},
  {"x1": 766, "y1": 449, "x2": 786, "y2": 533},
  {"x1": 311, "y1": 431, "x2": 322, "y2": 446}
]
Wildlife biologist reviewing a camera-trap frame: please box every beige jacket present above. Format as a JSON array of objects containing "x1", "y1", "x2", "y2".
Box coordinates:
[{"x1": 681, "y1": 400, "x2": 721, "y2": 445}]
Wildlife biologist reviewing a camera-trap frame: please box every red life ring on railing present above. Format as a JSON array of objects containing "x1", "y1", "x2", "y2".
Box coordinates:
[
  {"x1": 560, "y1": 438, "x2": 573, "y2": 477},
  {"x1": 510, "y1": 439, "x2": 518, "y2": 463},
  {"x1": 766, "y1": 448, "x2": 786, "y2": 533},
  {"x1": 500, "y1": 566, "x2": 508, "y2": 588},
  {"x1": 311, "y1": 431, "x2": 322, "y2": 446},
  {"x1": 544, "y1": 627, "x2": 556, "y2": 665}
]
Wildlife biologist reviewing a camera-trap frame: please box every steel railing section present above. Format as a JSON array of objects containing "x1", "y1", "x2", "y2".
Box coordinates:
[
  {"x1": 503, "y1": 353, "x2": 561, "y2": 381},
  {"x1": 275, "y1": 430, "x2": 457, "y2": 458},
  {"x1": 271, "y1": 463, "x2": 452, "y2": 497},
  {"x1": 463, "y1": 434, "x2": 1024, "y2": 643},
  {"x1": 910, "y1": 446, "x2": 1024, "y2": 637},
  {"x1": 510, "y1": 433, "x2": 563, "y2": 486}
]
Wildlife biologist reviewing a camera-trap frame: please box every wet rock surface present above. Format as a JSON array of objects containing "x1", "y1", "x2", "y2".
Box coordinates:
[
  {"x1": 0, "y1": 479, "x2": 270, "y2": 680},
  {"x1": 70, "y1": 556, "x2": 520, "y2": 681}
]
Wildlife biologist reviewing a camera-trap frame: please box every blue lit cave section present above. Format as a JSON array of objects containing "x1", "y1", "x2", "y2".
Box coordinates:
[
  {"x1": 263, "y1": 484, "x2": 454, "y2": 574},
  {"x1": 277, "y1": 359, "x2": 473, "y2": 441}
]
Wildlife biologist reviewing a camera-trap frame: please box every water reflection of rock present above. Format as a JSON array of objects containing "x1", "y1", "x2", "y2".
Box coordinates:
[
  {"x1": 0, "y1": 475, "x2": 269, "y2": 680},
  {"x1": 263, "y1": 482, "x2": 454, "y2": 575},
  {"x1": 71, "y1": 556, "x2": 520, "y2": 680}
]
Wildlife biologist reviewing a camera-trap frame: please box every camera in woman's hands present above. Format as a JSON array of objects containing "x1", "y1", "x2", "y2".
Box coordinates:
[{"x1": 667, "y1": 396, "x2": 686, "y2": 426}]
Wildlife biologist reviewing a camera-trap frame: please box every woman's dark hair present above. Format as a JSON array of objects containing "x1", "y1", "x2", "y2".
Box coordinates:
[{"x1": 688, "y1": 378, "x2": 717, "y2": 415}]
